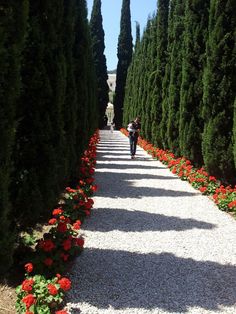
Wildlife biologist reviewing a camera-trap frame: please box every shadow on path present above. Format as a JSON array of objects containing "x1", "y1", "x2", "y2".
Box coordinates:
[
  {"x1": 95, "y1": 171, "x2": 196, "y2": 198},
  {"x1": 68, "y1": 250, "x2": 236, "y2": 313},
  {"x1": 85, "y1": 207, "x2": 215, "y2": 232}
]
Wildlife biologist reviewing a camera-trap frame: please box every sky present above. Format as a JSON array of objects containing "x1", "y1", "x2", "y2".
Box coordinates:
[{"x1": 86, "y1": 0, "x2": 157, "y2": 71}]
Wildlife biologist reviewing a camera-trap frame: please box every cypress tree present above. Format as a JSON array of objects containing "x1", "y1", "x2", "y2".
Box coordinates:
[
  {"x1": 141, "y1": 16, "x2": 156, "y2": 141},
  {"x1": 234, "y1": 97, "x2": 236, "y2": 168},
  {"x1": 202, "y1": 0, "x2": 236, "y2": 182},
  {"x1": 73, "y1": 0, "x2": 98, "y2": 161},
  {"x1": 90, "y1": 0, "x2": 109, "y2": 129},
  {"x1": 13, "y1": 0, "x2": 65, "y2": 227},
  {"x1": 114, "y1": 0, "x2": 133, "y2": 129},
  {"x1": 150, "y1": 0, "x2": 169, "y2": 147},
  {"x1": 179, "y1": 0, "x2": 210, "y2": 165},
  {"x1": 160, "y1": 0, "x2": 175, "y2": 149},
  {"x1": 166, "y1": 0, "x2": 185, "y2": 154},
  {"x1": 123, "y1": 22, "x2": 141, "y2": 127},
  {"x1": 0, "y1": 0, "x2": 29, "y2": 273},
  {"x1": 63, "y1": 0, "x2": 78, "y2": 180}
]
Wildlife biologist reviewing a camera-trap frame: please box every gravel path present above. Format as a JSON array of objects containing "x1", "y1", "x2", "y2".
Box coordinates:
[{"x1": 65, "y1": 129, "x2": 236, "y2": 314}]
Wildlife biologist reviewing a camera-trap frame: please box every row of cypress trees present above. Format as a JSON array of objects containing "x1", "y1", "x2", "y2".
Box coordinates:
[
  {"x1": 123, "y1": 0, "x2": 236, "y2": 184},
  {"x1": 0, "y1": 0, "x2": 102, "y2": 274}
]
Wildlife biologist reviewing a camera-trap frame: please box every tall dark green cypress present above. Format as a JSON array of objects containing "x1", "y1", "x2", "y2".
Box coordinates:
[
  {"x1": 150, "y1": 0, "x2": 169, "y2": 147},
  {"x1": 234, "y1": 97, "x2": 236, "y2": 168},
  {"x1": 63, "y1": 0, "x2": 78, "y2": 180},
  {"x1": 160, "y1": 0, "x2": 175, "y2": 149},
  {"x1": 202, "y1": 0, "x2": 236, "y2": 182},
  {"x1": 0, "y1": 0, "x2": 29, "y2": 273},
  {"x1": 13, "y1": 1, "x2": 65, "y2": 227},
  {"x1": 123, "y1": 22, "x2": 141, "y2": 127},
  {"x1": 114, "y1": 0, "x2": 133, "y2": 129},
  {"x1": 90, "y1": 0, "x2": 109, "y2": 129},
  {"x1": 179, "y1": 0, "x2": 210, "y2": 165},
  {"x1": 73, "y1": 0, "x2": 98, "y2": 161},
  {"x1": 141, "y1": 16, "x2": 156, "y2": 141},
  {"x1": 166, "y1": 0, "x2": 185, "y2": 154}
]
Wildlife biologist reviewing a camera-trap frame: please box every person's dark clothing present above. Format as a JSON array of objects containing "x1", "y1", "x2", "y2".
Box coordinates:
[{"x1": 128, "y1": 121, "x2": 141, "y2": 156}]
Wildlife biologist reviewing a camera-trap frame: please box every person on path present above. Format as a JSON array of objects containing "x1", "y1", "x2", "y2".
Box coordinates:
[{"x1": 127, "y1": 117, "x2": 141, "y2": 159}]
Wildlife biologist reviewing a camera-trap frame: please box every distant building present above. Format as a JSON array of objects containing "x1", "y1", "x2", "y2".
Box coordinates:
[{"x1": 107, "y1": 74, "x2": 116, "y2": 92}]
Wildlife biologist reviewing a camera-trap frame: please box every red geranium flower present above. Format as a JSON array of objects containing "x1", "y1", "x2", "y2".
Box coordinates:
[
  {"x1": 40, "y1": 239, "x2": 55, "y2": 252},
  {"x1": 24, "y1": 263, "x2": 33, "y2": 273},
  {"x1": 47, "y1": 283, "x2": 58, "y2": 296},
  {"x1": 63, "y1": 239, "x2": 71, "y2": 251},
  {"x1": 55, "y1": 310, "x2": 68, "y2": 314},
  {"x1": 53, "y1": 208, "x2": 63, "y2": 216},
  {"x1": 57, "y1": 222, "x2": 67, "y2": 233},
  {"x1": 22, "y1": 294, "x2": 36, "y2": 308},
  {"x1": 22, "y1": 279, "x2": 34, "y2": 292},
  {"x1": 48, "y1": 218, "x2": 57, "y2": 225},
  {"x1": 58, "y1": 277, "x2": 71, "y2": 291},
  {"x1": 76, "y1": 237, "x2": 84, "y2": 248},
  {"x1": 73, "y1": 220, "x2": 81, "y2": 230}
]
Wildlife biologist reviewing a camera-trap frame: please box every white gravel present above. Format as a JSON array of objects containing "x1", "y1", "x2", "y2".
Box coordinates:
[{"x1": 65, "y1": 129, "x2": 236, "y2": 314}]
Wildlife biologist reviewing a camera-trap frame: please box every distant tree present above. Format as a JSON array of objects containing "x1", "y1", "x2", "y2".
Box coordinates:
[
  {"x1": 202, "y1": 0, "x2": 236, "y2": 182},
  {"x1": 90, "y1": 0, "x2": 109, "y2": 128},
  {"x1": 0, "y1": 0, "x2": 29, "y2": 274},
  {"x1": 114, "y1": 0, "x2": 133, "y2": 129}
]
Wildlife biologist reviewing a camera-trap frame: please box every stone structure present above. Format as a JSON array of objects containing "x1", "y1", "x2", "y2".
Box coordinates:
[
  {"x1": 107, "y1": 74, "x2": 116, "y2": 92},
  {"x1": 106, "y1": 73, "x2": 116, "y2": 124}
]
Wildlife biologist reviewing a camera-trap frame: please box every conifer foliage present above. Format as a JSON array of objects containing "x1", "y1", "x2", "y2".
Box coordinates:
[
  {"x1": 202, "y1": 0, "x2": 236, "y2": 181},
  {"x1": 90, "y1": 0, "x2": 109, "y2": 129},
  {"x1": 0, "y1": 0, "x2": 97, "y2": 273},
  {"x1": 0, "y1": 0, "x2": 29, "y2": 274},
  {"x1": 114, "y1": 0, "x2": 133, "y2": 129},
  {"x1": 123, "y1": 0, "x2": 236, "y2": 183}
]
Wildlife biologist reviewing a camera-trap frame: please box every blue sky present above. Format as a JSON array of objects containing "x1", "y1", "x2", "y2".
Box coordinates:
[{"x1": 86, "y1": 0, "x2": 157, "y2": 71}]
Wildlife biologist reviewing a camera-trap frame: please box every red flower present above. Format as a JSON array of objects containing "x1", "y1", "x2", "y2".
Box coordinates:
[
  {"x1": 48, "y1": 218, "x2": 57, "y2": 225},
  {"x1": 199, "y1": 186, "x2": 207, "y2": 193},
  {"x1": 47, "y1": 283, "x2": 58, "y2": 296},
  {"x1": 25, "y1": 311, "x2": 34, "y2": 314},
  {"x1": 76, "y1": 237, "x2": 84, "y2": 248},
  {"x1": 40, "y1": 239, "x2": 55, "y2": 252},
  {"x1": 44, "y1": 257, "x2": 53, "y2": 266},
  {"x1": 53, "y1": 208, "x2": 63, "y2": 216},
  {"x1": 56, "y1": 273, "x2": 61, "y2": 279},
  {"x1": 92, "y1": 184, "x2": 98, "y2": 192},
  {"x1": 73, "y1": 220, "x2": 81, "y2": 230},
  {"x1": 22, "y1": 279, "x2": 34, "y2": 292},
  {"x1": 22, "y1": 294, "x2": 36, "y2": 308},
  {"x1": 228, "y1": 200, "x2": 236, "y2": 209},
  {"x1": 58, "y1": 277, "x2": 71, "y2": 291},
  {"x1": 57, "y1": 222, "x2": 67, "y2": 233},
  {"x1": 24, "y1": 263, "x2": 33, "y2": 273},
  {"x1": 55, "y1": 310, "x2": 68, "y2": 314},
  {"x1": 63, "y1": 239, "x2": 72, "y2": 251}
]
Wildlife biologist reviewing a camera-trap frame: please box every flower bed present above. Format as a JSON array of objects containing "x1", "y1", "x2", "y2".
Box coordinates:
[
  {"x1": 121, "y1": 128, "x2": 236, "y2": 215},
  {"x1": 16, "y1": 130, "x2": 100, "y2": 314}
]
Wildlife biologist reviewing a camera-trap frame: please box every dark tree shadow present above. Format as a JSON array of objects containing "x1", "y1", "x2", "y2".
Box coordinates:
[
  {"x1": 84, "y1": 207, "x2": 215, "y2": 232},
  {"x1": 94, "y1": 171, "x2": 196, "y2": 198},
  {"x1": 96, "y1": 162, "x2": 166, "y2": 170},
  {"x1": 67, "y1": 249, "x2": 236, "y2": 313}
]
